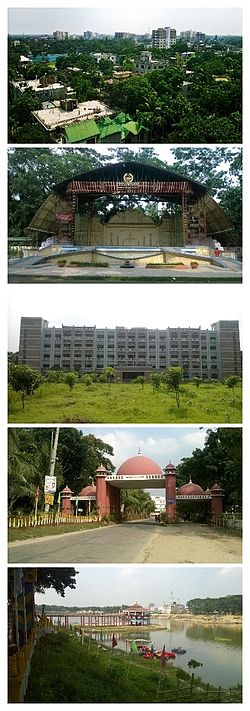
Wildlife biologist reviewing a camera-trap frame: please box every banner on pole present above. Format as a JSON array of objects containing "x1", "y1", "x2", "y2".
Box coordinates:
[
  {"x1": 44, "y1": 475, "x2": 57, "y2": 494},
  {"x1": 45, "y1": 493, "x2": 54, "y2": 505}
]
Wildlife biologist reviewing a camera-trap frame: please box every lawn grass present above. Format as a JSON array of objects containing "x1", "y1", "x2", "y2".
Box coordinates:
[
  {"x1": 8, "y1": 522, "x2": 107, "y2": 542},
  {"x1": 8, "y1": 381, "x2": 242, "y2": 424},
  {"x1": 24, "y1": 631, "x2": 242, "y2": 703}
]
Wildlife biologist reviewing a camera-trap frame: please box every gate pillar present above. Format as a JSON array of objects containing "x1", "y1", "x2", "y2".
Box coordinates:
[{"x1": 164, "y1": 463, "x2": 177, "y2": 523}]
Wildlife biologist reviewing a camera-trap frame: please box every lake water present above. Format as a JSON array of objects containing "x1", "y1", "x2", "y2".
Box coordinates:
[
  {"x1": 32, "y1": 54, "x2": 67, "y2": 63},
  {"x1": 62, "y1": 617, "x2": 242, "y2": 689}
]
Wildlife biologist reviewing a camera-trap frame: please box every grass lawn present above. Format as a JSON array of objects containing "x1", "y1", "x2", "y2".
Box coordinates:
[
  {"x1": 24, "y1": 632, "x2": 241, "y2": 703},
  {"x1": 8, "y1": 522, "x2": 107, "y2": 542},
  {"x1": 8, "y1": 381, "x2": 242, "y2": 424}
]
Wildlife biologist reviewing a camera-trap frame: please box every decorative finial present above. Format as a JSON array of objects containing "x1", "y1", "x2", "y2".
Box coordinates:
[{"x1": 138, "y1": 447, "x2": 141, "y2": 455}]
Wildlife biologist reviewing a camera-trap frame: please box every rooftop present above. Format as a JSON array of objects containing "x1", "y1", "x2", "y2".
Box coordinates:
[{"x1": 32, "y1": 100, "x2": 113, "y2": 131}]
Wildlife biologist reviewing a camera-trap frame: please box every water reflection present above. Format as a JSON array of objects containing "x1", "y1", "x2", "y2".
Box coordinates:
[{"x1": 78, "y1": 618, "x2": 242, "y2": 688}]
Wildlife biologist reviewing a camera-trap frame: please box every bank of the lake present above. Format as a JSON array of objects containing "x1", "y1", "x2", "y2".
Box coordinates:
[
  {"x1": 24, "y1": 631, "x2": 242, "y2": 704},
  {"x1": 80, "y1": 617, "x2": 242, "y2": 689}
]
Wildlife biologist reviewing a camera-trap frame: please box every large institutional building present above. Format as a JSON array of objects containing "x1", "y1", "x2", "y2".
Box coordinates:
[{"x1": 18, "y1": 318, "x2": 241, "y2": 381}]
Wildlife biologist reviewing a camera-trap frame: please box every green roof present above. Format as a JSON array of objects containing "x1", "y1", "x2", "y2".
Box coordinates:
[
  {"x1": 100, "y1": 116, "x2": 113, "y2": 126},
  {"x1": 115, "y1": 112, "x2": 131, "y2": 124},
  {"x1": 122, "y1": 120, "x2": 142, "y2": 136},
  {"x1": 99, "y1": 122, "x2": 123, "y2": 139},
  {"x1": 64, "y1": 119, "x2": 100, "y2": 143}
]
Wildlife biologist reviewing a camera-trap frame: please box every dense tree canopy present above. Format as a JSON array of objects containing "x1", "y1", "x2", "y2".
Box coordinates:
[
  {"x1": 187, "y1": 595, "x2": 242, "y2": 615},
  {"x1": 177, "y1": 427, "x2": 242, "y2": 509},
  {"x1": 8, "y1": 35, "x2": 242, "y2": 143},
  {"x1": 121, "y1": 489, "x2": 155, "y2": 518},
  {"x1": 35, "y1": 568, "x2": 78, "y2": 597},
  {"x1": 8, "y1": 428, "x2": 115, "y2": 512}
]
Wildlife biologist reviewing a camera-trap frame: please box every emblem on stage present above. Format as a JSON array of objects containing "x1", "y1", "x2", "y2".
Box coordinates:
[{"x1": 123, "y1": 172, "x2": 134, "y2": 185}]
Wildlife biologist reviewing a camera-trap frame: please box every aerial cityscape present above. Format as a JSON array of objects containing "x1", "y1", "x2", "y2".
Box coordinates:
[{"x1": 8, "y1": 8, "x2": 242, "y2": 143}]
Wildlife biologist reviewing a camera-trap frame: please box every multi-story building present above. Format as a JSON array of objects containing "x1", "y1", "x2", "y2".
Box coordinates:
[
  {"x1": 152, "y1": 27, "x2": 177, "y2": 49},
  {"x1": 52, "y1": 30, "x2": 68, "y2": 40},
  {"x1": 18, "y1": 318, "x2": 241, "y2": 382},
  {"x1": 180, "y1": 30, "x2": 206, "y2": 43}
]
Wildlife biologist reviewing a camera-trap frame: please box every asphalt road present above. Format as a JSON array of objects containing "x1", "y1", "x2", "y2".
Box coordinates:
[
  {"x1": 8, "y1": 263, "x2": 242, "y2": 282},
  {"x1": 8, "y1": 520, "x2": 242, "y2": 564}
]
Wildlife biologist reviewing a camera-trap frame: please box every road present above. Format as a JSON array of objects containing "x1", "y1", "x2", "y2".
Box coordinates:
[
  {"x1": 8, "y1": 520, "x2": 242, "y2": 564},
  {"x1": 8, "y1": 262, "x2": 242, "y2": 282}
]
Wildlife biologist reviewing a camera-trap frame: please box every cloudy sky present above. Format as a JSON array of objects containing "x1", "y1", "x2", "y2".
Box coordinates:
[
  {"x1": 76, "y1": 424, "x2": 212, "y2": 495},
  {"x1": 8, "y1": 283, "x2": 242, "y2": 351},
  {"x1": 78, "y1": 425, "x2": 209, "y2": 471},
  {"x1": 8, "y1": 6, "x2": 242, "y2": 36},
  {"x1": 35, "y1": 565, "x2": 242, "y2": 607}
]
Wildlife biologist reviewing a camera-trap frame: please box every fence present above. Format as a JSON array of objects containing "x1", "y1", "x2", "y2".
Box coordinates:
[
  {"x1": 8, "y1": 616, "x2": 57, "y2": 702},
  {"x1": 210, "y1": 513, "x2": 242, "y2": 535},
  {"x1": 156, "y1": 674, "x2": 242, "y2": 703},
  {"x1": 8, "y1": 513, "x2": 98, "y2": 528}
]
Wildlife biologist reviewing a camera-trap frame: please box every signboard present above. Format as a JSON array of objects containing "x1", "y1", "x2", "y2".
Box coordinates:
[
  {"x1": 56, "y1": 212, "x2": 73, "y2": 222},
  {"x1": 166, "y1": 498, "x2": 176, "y2": 505},
  {"x1": 45, "y1": 493, "x2": 54, "y2": 505},
  {"x1": 106, "y1": 474, "x2": 165, "y2": 481},
  {"x1": 44, "y1": 475, "x2": 57, "y2": 494}
]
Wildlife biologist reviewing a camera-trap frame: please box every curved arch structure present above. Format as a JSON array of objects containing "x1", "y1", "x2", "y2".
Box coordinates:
[
  {"x1": 63, "y1": 456, "x2": 223, "y2": 524},
  {"x1": 26, "y1": 161, "x2": 233, "y2": 260}
]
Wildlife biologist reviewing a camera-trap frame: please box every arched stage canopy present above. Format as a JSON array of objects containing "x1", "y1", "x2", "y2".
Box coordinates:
[{"x1": 26, "y1": 160, "x2": 233, "y2": 248}]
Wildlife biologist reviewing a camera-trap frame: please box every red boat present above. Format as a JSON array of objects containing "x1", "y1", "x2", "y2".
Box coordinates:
[{"x1": 155, "y1": 650, "x2": 176, "y2": 660}]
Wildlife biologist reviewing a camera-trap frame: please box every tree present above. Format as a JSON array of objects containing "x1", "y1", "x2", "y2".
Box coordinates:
[
  {"x1": 9, "y1": 364, "x2": 42, "y2": 409},
  {"x1": 57, "y1": 430, "x2": 115, "y2": 493},
  {"x1": 81, "y1": 374, "x2": 93, "y2": 387},
  {"x1": 135, "y1": 375, "x2": 145, "y2": 389},
  {"x1": 65, "y1": 372, "x2": 78, "y2": 391},
  {"x1": 163, "y1": 367, "x2": 183, "y2": 407},
  {"x1": 8, "y1": 147, "x2": 104, "y2": 241},
  {"x1": 151, "y1": 373, "x2": 161, "y2": 393},
  {"x1": 177, "y1": 427, "x2": 242, "y2": 508},
  {"x1": 35, "y1": 568, "x2": 78, "y2": 596},
  {"x1": 187, "y1": 659, "x2": 203, "y2": 671},
  {"x1": 225, "y1": 375, "x2": 240, "y2": 389},
  {"x1": 100, "y1": 367, "x2": 117, "y2": 393},
  {"x1": 193, "y1": 377, "x2": 202, "y2": 388},
  {"x1": 8, "y1": 428, "x2": 62, "y2": 512},
  {"x1": 121, "y1": 489, "x2": 155, "y2": 518}
]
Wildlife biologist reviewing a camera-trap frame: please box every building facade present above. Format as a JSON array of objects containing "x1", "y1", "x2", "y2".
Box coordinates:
[
  {"x1": 18, "y1": 318, "x2": 241, "y2": 381},
  {"x1": 152, "y1": 27, "x2": 177, "y2": 49}
]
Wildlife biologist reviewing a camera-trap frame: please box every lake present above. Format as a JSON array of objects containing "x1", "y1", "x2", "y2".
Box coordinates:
[{"x1": 63, "y1": 617, "x2": 242, "y2": 689}]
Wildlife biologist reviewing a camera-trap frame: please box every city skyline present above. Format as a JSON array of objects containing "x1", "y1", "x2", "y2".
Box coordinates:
[
  {"x1": 35, "y1": 565, "x2": 242, "y2": 607},
  {"x1": 8, "y1": 284, "x2": 242, "y2": 352},
  {"x1": 8, "y1": 7, "x2": 242, "y2": 37}
]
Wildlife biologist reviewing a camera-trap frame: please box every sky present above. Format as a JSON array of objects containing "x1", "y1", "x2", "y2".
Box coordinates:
[
  {"x1": 8, "y1": 6, "x2": 242, "y2": 36},
  {"x1": 35, "y1": 565, "x2": 242, "y2": 607},
  {"x1": 75, "y1": 424, "x2": 211, "y2": 495},
  {"x1": 8, "y1": 283, "x2": 242, "y2": 351},
  {"x1": 77, "y1": 425, "x2": 209, "y2": 471}
]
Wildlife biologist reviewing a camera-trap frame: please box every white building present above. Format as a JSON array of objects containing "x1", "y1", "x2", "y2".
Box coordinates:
[
  {"x1": 135, "y1": 51, "x2": 167, "y2": 75},
  {"x1": 152, "y1": 27, "x2": 176, "y2": 49}
]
